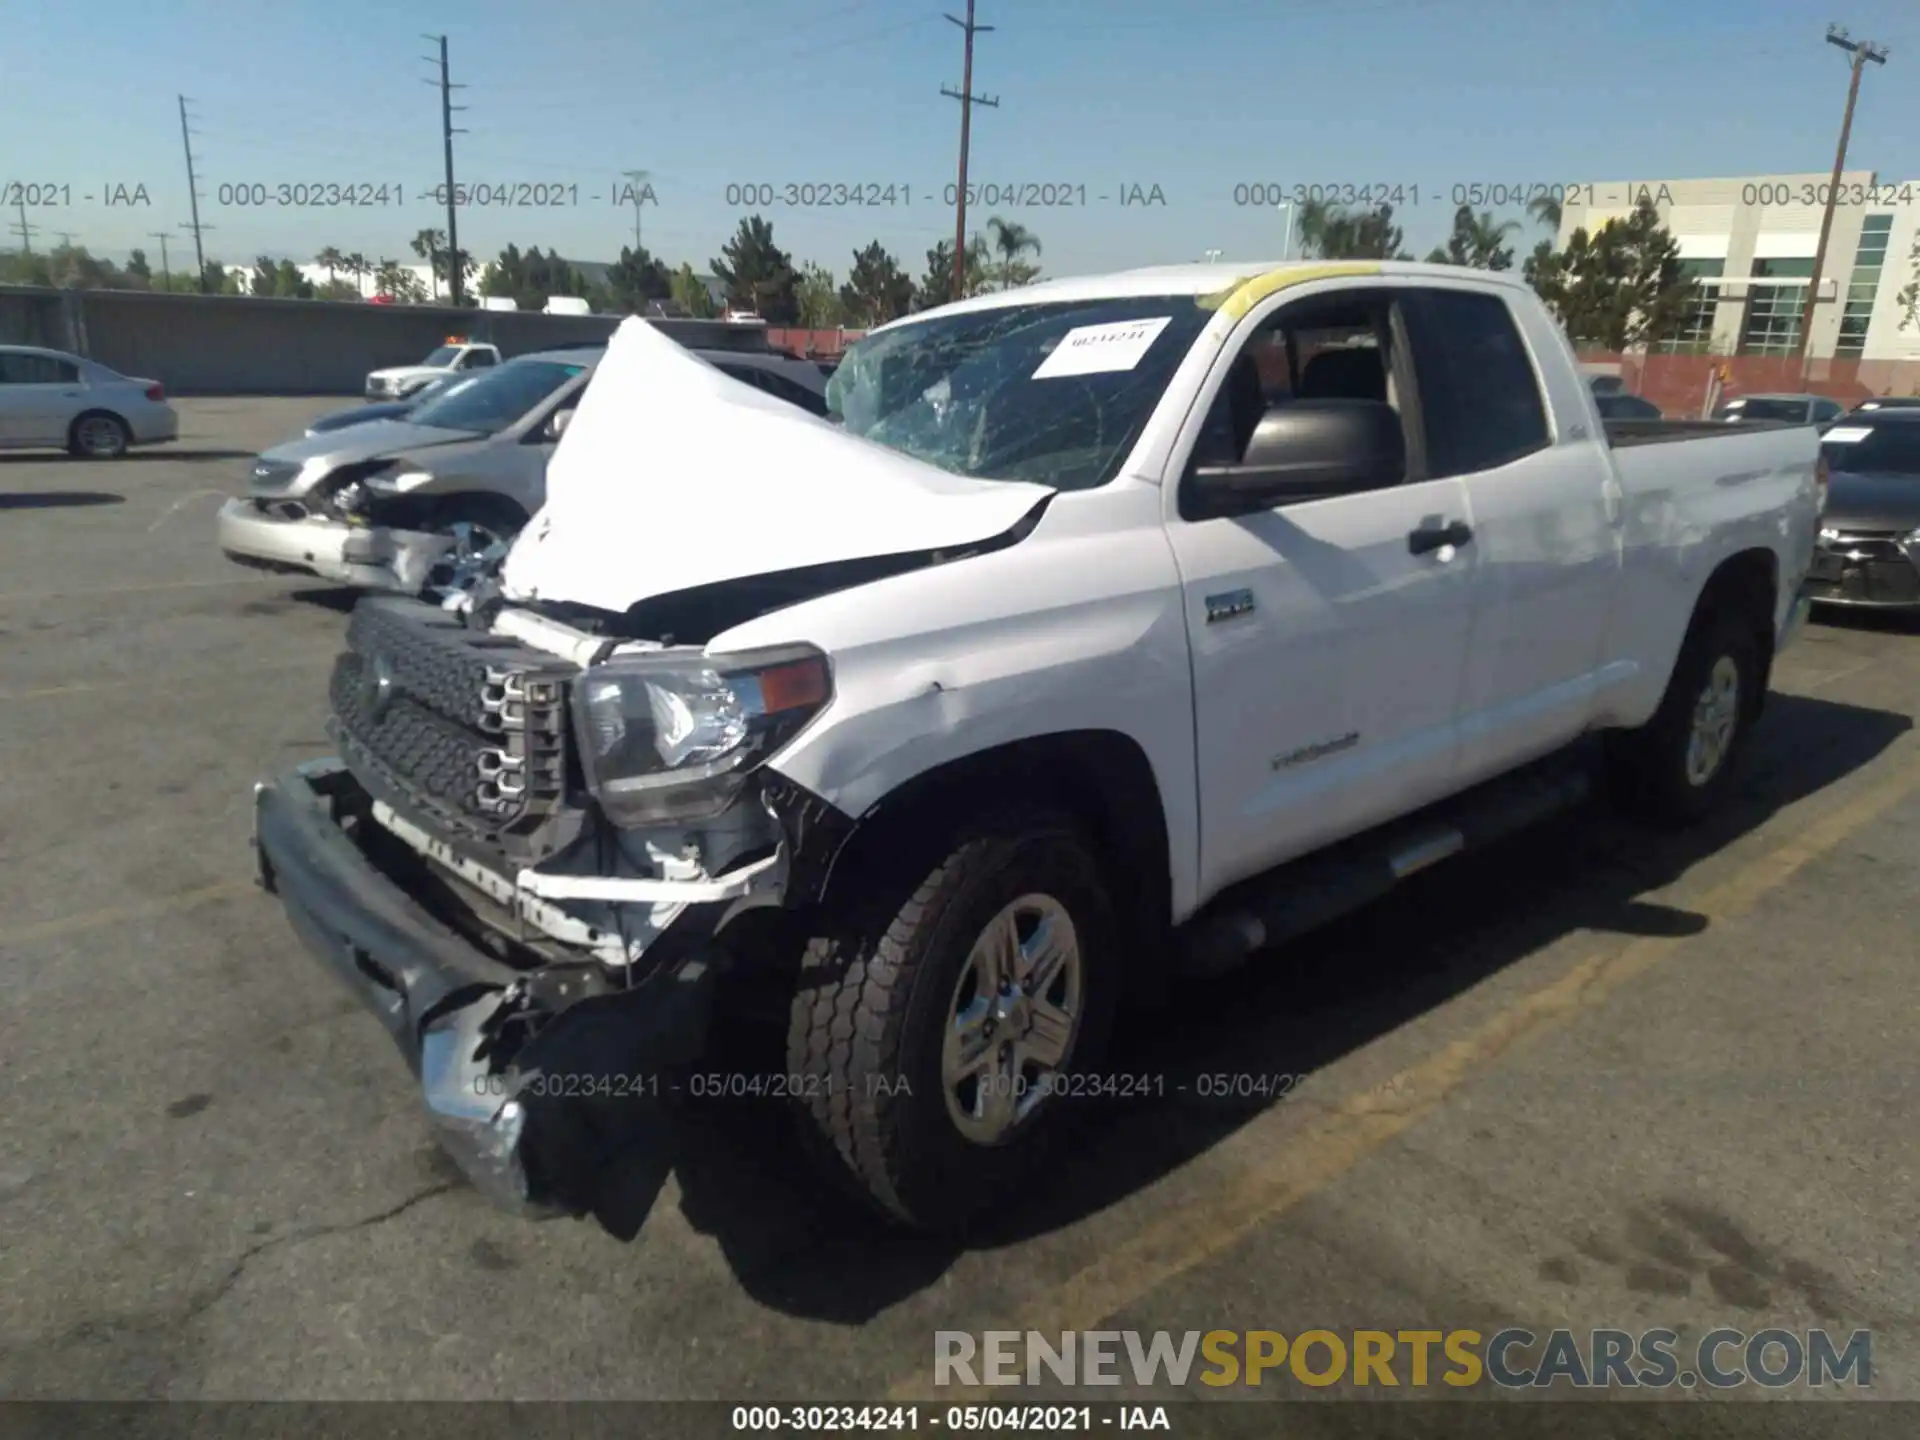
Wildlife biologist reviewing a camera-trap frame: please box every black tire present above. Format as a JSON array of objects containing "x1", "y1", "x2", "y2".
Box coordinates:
[
  {"x1": 67, "y1": 411, "x2": 131, "y2": 459},
  {"x1": 1606, "y1": 601, "x2": 1762, "y2": 827},
  {"x1": 786, "y1": 810, "x2": 1120, "y2": 1232},
  {"x1": 422, "y1": 494, "x2": 525, "y2": 592}
]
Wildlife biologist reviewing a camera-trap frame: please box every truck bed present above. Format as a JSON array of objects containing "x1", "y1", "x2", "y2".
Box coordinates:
[{"x1": 1603, "y1": 417, "x2": 1799, "y2": 448}]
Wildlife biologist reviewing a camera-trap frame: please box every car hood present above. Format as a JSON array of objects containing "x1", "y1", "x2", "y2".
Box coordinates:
[
  {"x1": 1823, "y1": 470, "x2": 1920, "y2": 533},
  {"x1": 307, "y1": 401, "x2": 416, "y2": 434},
  {"x1": 260, "y1": 418, "x2": 481, "y2": 468},
  {"x1": 499, "y1": 317, "x2": 1056, "y2": 616},
  {"x1": 369, "y1": 364, "x2": 447, "y2": 381}
]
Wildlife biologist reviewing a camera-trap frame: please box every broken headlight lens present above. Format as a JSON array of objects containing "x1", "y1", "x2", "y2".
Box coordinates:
[{"x1": 575, "y1": 645, "x2": 832, "y2": 827}]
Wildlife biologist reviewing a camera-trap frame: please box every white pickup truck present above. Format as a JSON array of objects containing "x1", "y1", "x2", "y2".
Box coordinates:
[
  {"x1": 252, "y1": 261, "x2": 1821, "y2": 1236},
  {"x1": 364, "y1": 339, "x2": 501, "y2": 400}
]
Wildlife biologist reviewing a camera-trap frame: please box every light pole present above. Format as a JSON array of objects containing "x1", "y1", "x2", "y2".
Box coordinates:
[
  {"x1": 1277, "y1": 201, "x2": 1296, "y2": 260},
  {"x1": 623, "y1": 168, "x2": 651, "y2": 254},
  {"x1": 1203, "y1": 248, "x2": 1222, "y2": 263}
]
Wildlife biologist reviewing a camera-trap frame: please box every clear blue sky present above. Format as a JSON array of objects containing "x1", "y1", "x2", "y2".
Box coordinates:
[{"x1": 5, "y1": 0, "x2": 1915, "y2": 282}]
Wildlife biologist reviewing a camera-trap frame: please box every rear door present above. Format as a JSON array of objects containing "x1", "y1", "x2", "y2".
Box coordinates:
[
  {"x1": 0, "y1": 350, "x2": 85, "y2": 444},
  {"x1": 1398, "y1": 285, "x2": 1620, "y2": 785},
  {"x1": 1164, "y1": 283, "x2": 1483, "y2": 901}
]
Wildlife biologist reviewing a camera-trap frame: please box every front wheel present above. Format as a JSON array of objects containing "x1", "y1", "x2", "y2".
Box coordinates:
[
  {"x1": 422, "y1": 495, "x2": 525, "y2": 593},
  {"x1": 1606, "y1": 603, "x2": 1761, "y2": 827},
  {"x1": 786, "y1": 811, "x2": 1120, "y2": 1231}
]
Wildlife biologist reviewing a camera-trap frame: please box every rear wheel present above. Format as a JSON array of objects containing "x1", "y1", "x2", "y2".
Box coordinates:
[
  {"x1": 1606, "y1": 603, "x2": 1761, "y2": 826},
  {"x1": 423, "y1": 495, "x2": 525, "y2": 592},
  {"x1": 68, "y1": 411, "x2": 131, "y2": 459},
  {"x1": 786, "y1": 810, "x2": 1120, "y2": 1232}
]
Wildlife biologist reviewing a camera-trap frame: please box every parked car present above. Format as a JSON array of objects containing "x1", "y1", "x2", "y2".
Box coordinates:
[
  {"x1": 1805, "y1": 411, "x2": 1920, "y2": 609},
  {"x1": 250, "y1": 262, "x2": 1820, "y2": 1235},
  {"x1": 1594, "y1": 392, "x2": 1662, "y2": 420},
  {"x1": 0, "y1": 345, "x2": 178, "y2": 458},
  {"x1": 304, "y1": 374, "x2": 470, "y2": 436},
  {"x1": 219, "y1": 342, "x2": 829, "y2": 595},
  {"x1": 1712, "y1": 393, "x2": 1845, "y2": 428},
  {"x1": 365, "y1": 339, "x2": 502, "y2": 400},
  {"x1": 1848, "y1": 396, "x2": 1920, "y2": 414}
]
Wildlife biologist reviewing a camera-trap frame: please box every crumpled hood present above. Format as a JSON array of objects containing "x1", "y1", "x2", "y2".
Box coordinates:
[{"x1": 500, "y1": 317, "x2": 1055, "y2": 615}]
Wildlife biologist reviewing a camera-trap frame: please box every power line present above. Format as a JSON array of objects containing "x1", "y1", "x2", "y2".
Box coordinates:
[
  {"x1": 941, "y1": 0, "x2": 998, "y2": 302},
  {"x1": 623, "y1": 168, "x2": 651, "y2": 253},
  {"x1": 1798, "y1": 24, "x2": 1888, "y2": 370},
  {"x1": 149, "y1": 230, "x2": 174, "y2": 288},
  {"x1": 177, "y1": 95, "x2": 212, "y2": 291},
  {"x1": 9, "y1": 195, "x2": 35, "y2": 255},
  {"x1": 424, "y1": 35, "x2": 470, "y2": 306}
]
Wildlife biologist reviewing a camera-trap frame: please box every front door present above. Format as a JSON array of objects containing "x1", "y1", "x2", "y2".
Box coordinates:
[{"x1": 1164, "y1": 284, "x2": 1482, "y2": 904}]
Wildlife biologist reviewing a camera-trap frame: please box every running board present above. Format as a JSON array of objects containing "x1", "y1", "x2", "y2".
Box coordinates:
[{"x1": 1178, "y1": 753, "x2": 1595, "y2": 978}]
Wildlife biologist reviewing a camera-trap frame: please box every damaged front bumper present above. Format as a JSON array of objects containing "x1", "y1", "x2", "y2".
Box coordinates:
[
  {"x1": 218, "y1": 499, "x2": 453, "y2": 594},
  {"x1": 251, "y1": 758, "x2": 721, "y2": 1223}
]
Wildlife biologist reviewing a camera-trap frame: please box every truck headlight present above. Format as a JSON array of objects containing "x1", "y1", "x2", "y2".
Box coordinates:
[{"x1": 575, "y1": 645, "x2": 832, "y2": 827}]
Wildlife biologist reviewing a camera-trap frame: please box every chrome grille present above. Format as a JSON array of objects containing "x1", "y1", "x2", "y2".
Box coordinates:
[{"x1": 328, "y1": 598, "x2": 578, "y2": 847}]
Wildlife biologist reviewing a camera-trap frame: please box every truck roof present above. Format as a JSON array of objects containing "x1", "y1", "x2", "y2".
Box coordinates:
[{"x1": 874, "y1": 259, "x2": 1534, "y2": 335}]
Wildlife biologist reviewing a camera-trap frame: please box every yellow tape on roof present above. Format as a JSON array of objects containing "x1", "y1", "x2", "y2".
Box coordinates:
[{"x1": 1199, "y1": 262, "x2": 1385, "y2": 321}]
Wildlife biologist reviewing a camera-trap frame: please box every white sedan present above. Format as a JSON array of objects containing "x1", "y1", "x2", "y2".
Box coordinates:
[{"x1": 0, "y1": 345, "x2": 179, "y2": 458}]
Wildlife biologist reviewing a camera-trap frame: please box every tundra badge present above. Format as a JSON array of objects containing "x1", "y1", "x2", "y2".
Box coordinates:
[{"x1": 1205, "y1": 588, "x2": 1256, "y2": 623}]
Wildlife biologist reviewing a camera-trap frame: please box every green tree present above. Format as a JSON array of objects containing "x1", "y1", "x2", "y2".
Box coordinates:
[
  {"x1": 837, "y1": 243, "x2": 913, "y2": 328},
  {"x1": 314, "y1": 277, "x2": 361, "y2": 301},
  {"x1": 1526, "y1": 197, "x2": 1696, "y2": 350},
  {"x1": 479, "y1": 244, "x2": 586, "y2": 311},
  {"x1": 315, "y1": 246, "x2": 344, "y2": 285},
  {"x1": 125, "y1": 248, "x2": 152, "y2": 287},
  {"x1": 984, "y1": 216, "x2": 1042, "y2": 290},
  {"x1": 670, "y1": 263, "x2": 718, "y2": 318},
  {"x1": 1424, "y1": 204, "x2": 1518, "y2": 270},
  {"x1": 914, "y1": 235, "x2": 991, "y2": 309},
  {"x1": 1897, "y1": 233, "x2": 1920, "y2": 334},
  {"x1": 795, "y1": 262, "x2": 842, "y2": 328},
  {"x1": 345, "y1": 252, "x2": 371, "y2": 298},
  {"x1": 1528, "y1": 193, "x2": 1563, "y2": 234},
  {"x1": 410, "y1": 228, "x2": 474, "y2": 302},
  {"x1": 709, "y1": 215, "x2": 798, "y2": 322},
  {"x1": 605, "y1": 244, "x2": 674, "y2": 311},
  {"x1": 1302, "y1": 203, "x2": 1413, "y2": 260}
]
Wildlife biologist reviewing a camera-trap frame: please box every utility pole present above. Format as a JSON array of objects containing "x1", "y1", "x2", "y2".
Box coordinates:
[
  {"x1": 623, "y1": 169, "x2": 651, "y2": 254},
  {"x1": 10, "y1": 195, "x2": 34, "y2": 255},
  {"x1": 1797, "y1": 25, "x2": 1888, "y2": 371},
  {"x1": 942, "y1": 0, "x2": 998, "y2": 303},
  {"x1": 149, "y1": 230, "x2": 173, "y2": 288},
  {"x1": 178, "y1": 95, "x2": 209, "y2": 291},
  {"x1": 425, "y1": 35, "x2": 468, "y2": 306}
]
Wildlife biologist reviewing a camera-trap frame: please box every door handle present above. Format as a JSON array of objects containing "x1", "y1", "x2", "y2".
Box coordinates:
[{"x1": 1408, "y1": 520, "x2": 1473, "y2": 556}]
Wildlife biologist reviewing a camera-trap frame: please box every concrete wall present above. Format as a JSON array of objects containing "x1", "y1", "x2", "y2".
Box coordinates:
[{"x1": 0, "y1": 285, "x2": 626, "y2": 394}]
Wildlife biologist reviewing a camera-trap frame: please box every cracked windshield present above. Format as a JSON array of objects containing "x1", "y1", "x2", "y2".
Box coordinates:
[{"x1": 3, "y1": 0, "x2": 1914, "y2": 1435}]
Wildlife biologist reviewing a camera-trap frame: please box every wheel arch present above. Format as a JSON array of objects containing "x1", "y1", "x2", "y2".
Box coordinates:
[
  {"x1": 784, "y1": 730, "x2": 1176, "y2": 1002},
  {"x1": 1694, "y1": 546, "x2": 1779, "y2": 718},
  {"x1": 67, "y1": 408, "x2": 131, "y2": 450}
]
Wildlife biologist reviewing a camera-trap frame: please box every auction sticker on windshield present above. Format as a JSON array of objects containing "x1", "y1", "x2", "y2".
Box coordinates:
[
  {"x1": 1822, "y1": 426, "x2": 1873, "y2": 443},
  {"x1": 1032, "y1": 317, "x2": 1173, "y2": 379}
]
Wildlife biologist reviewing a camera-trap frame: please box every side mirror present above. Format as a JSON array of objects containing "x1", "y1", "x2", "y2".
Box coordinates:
[{"x1": 1184, "y1": 398, "x2": 1406, "y2": 520}]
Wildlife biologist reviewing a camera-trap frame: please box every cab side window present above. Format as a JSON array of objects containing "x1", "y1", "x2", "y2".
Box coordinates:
[
  {"x1": 1398, "y1": 288, "x2": 1549, "y2": 476},
  {"x1": 464, "y1": 350, "x2": 497, "y2": 368},
  {"x1": 1189, "y1": 293, "x2": 1400, "y2": 470}
]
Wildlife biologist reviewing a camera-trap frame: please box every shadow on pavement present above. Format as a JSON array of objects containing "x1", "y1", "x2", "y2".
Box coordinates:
[
  {"x1": 288, "y1": 587, "x2": 361, "y2": 614},
  {"x1": 627, "y1": 689, "x2": 1910, "y2": 1323},
  {"x1": 0, "y1": 490, "x2": 125, "y2": 510}
]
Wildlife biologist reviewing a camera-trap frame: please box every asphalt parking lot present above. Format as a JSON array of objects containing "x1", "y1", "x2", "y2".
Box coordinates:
[{"x1": 2, "y1": 397, "x2": 1917, "y2": 1419}]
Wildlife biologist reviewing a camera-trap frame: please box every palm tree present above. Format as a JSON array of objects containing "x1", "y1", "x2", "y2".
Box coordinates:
[
  {"x1": 346, "y1": 252, "x2": 370, "y2": 298},
  {"x1": 984, "y1": 216, "x2": 1042, "y2": 290},
  {"x1": 1465, "y1": 210, "x2": 1520, "y2": 268},
  {"x1": 315, "y1": 246, "x2": 344, "y2": 285},
  {"x1": 410, "y1": 228, "x2": 447, "y2": 300},
  {"x1": 1528, "y1": 194, "x2": 1562, "y2": 234},
  {"x1": 1294, "y1": 196, "x2": 1338, "y2": 258}
]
